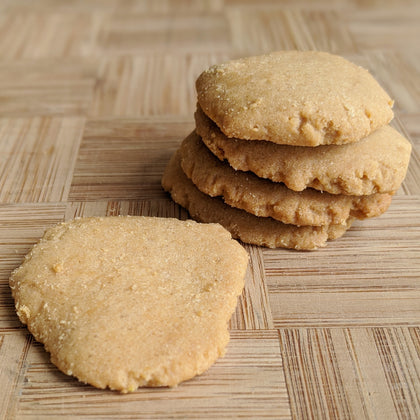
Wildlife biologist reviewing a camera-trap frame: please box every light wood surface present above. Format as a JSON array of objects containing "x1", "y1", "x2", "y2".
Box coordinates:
[{"x1": 1, "y1": 1, "x2": 419, "y2": 419}]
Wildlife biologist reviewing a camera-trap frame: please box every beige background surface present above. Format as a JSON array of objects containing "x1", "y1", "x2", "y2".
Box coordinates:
[{"x1": 0, "y1": 0, "x2": 419, "y2": 419}]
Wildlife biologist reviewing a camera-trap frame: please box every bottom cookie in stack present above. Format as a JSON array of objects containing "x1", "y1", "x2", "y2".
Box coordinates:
[{"x1": 162, "y1": 136, "x2": 353, "y2": 251}]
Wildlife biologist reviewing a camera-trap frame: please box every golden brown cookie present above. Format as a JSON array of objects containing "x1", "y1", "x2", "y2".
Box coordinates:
[
  {"x1": 162, "y1": 150, "x2": 353, "y2": 250},
  {"x1": 179, "y1": 131, "x2": 393, "y2": 226},
  {"x1": 10, "y1": 216, "x2": 248, "y2": 392},
  {"x1": 196, "y1": 51, "x2": 394, "y2": 146},
  {"x1": 196, "y1": 106, "x2": 412, "y2": 196}
]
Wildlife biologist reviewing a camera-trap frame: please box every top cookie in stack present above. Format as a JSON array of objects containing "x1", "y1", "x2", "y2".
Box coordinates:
[
  {"x1": 162, "y1": 51, "x2": 412, "y2": 250},
  {"x1": 196, "y1": 51, "x2": 394, "y2": 147}
]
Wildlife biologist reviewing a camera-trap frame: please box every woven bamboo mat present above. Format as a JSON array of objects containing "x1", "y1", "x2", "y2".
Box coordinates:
[{"x1": 0, "y1": 1, "x2": 419, "y2": 418}]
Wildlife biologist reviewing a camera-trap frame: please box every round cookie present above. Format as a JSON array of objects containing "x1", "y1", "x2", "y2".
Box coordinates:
[
  {"x1": 10, "y1": 216, "x2": 248, "y2": 392},
  {"x1": 179, "y1": 131, "x2": 393, "y2": 226},
  {"x1": 162, "y1": 149, "x2": 353, "y2": 250},
  {"x1": 196, "y1": 106, "x2": 412, "y2": 196},
  {"x1": 196, "y1": 51, "x2": 394, "y2": 146}
]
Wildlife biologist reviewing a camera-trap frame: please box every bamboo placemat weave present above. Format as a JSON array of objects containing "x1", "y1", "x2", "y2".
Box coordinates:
[{"x1": 0, "y1": 1, "x2": 419, "y2": 418}]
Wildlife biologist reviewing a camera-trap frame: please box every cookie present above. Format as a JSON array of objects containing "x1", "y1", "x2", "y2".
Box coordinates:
[
  {"x1": 179, "y1": 131, "x2": 393, "y2": 226},
  {"x1": 9, "y1": 216, "x2": 248, "y2": 392},
  {"x1": 196, "y1": 106, "x2": 412, "y2": 196},
  {"x1": 196, "y1": 51, "x2": 394, "y2": 146},
  {"x1": 162, "y1": 149, "x2": 353, "y2": 250}
]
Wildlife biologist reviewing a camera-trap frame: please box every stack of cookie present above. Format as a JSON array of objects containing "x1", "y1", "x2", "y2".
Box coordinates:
[{"x1": 162, "y1": 51, "x2": 412, "y2": 250}]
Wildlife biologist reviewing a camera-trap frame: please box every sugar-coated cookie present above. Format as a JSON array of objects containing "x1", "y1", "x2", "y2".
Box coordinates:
[
  {"x1": 180, "y1": 131, "x2": 393, "y2": 226},
  {"x1": 10, "y1": 216, "x2": 248, "y2": 392},
  {"x1": 162, "y1": 150, "x2": 352, "y2": 250},
  {"x1": 196, "y1": 106, "x2": 412, "y2": 195},
  {"x1": 196, "y1": 51, "x2": 394, "y2": 146}
]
